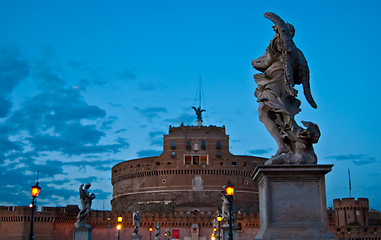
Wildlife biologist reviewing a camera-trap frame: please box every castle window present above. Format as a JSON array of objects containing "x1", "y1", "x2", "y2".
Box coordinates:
[
  {"x1": 216, "y1": 151, "x2": 221, "y2": 158},
  {"x1": 200, "y1": 156, "x2": 208, "y2": 165},
  {"x1": 171, "y1": 141, "x2": 176, "y2": 150},
  {"x1": 201, "y1": 141, "x2": 206, "y2": 150},
  {"x1": 216, "y1": 141, "x2": 221, "y2": 150},
  {"x1": 193, "y1": 156, "x2": 200, "y2": 165},
  {"x1": 186, "y1": 141, "x2": 191, "y2": 150},
  {"x1": 171, "y1": 151, "x2": 176, "y2": 158},
  {"x1": 242, "y1": 162, "x2": 247, "y2": 166},
  {"x1": 194, "y1": 143, "x2": 199, "y2": 151},
  {"x1": 185, "y1": 156, "x2": 192, "y2": 165},
  {"x1": 156, "y1": 161, "x2": 161, "y2": 166},
  {"x1": 232, "y1": 161, "x2": 237, "y2": 166}
]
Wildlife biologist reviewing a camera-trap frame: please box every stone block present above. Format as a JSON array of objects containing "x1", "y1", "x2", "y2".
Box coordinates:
[
  {"x1": 252, "y1": 164, "x2": 336, "y2": 240},
  {"x1": 73, "y1": 226, "x2": 92, "y2": 240}
]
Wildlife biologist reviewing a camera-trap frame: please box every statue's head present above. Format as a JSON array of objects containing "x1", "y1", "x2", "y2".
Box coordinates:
[{"x1": 84, "y1": 183, "x2": 91, "y2": 189}]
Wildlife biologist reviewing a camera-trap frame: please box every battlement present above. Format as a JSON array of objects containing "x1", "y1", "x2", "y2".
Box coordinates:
[
  {"x1": 333, "y1": 198, "x2": 369, "y2": 210},
  {"x1": 168, "y1": 125, "x2": 226, "y2": 134}
]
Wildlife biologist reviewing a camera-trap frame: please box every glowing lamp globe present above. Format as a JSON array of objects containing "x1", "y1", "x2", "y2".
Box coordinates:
[
  {"x1": 149, "y1": 227, "x2": 153, "y2": 232},
  {"x1": 31, "y1": 182, "x2": 41, "y2": 197},
  {"x1": 118, "y1": 217, "x2": 123, "y2": 222},
  {"x1": 116, "y1": 224, "x2": 122, "y2": 230},
  {"x1": 224, "y1": 182, "x2": 234, "y2": 196},
  {"x1": 216, "y1": 215, "x2": 222, "y2": 222}
]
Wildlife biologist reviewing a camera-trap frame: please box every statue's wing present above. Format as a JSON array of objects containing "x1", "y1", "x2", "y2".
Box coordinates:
[
  {"x1": 264, "y1": 12, "x2": 296, "y2": 96},
  {"x1": 296, "y1": 50, "x2": 317, "y2": 108}
]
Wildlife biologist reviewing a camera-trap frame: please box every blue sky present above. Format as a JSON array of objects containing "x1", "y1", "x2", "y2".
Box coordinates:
[{"x1": 1, "y1": 0, "x2": 380, "y2": 210}]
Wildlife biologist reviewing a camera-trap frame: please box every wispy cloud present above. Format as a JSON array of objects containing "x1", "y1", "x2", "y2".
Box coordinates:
[
  {"x1": 137, "y1": 81, "x2": 165, "y2": 91},
  {"x1": 149, "y1": 131, "x2": 165, "y2": 146},
  {"x1": 326, "y1": 154, "x2": 376, "y2": 165},
  {"x1": 137, "y1": 149, "x2": 162, "y2": 158},
  {"x1": 0, "y1": 47, "x2": 29, "y2": 117},
  {"x1": 165, "y1": 113, "x2": 195, "y2": 126},
  {"x1": 134, "y1": 107, "x2": 167, "y2": 121},
  {"x1": 249, "y1": 148, "x2": 272, "y2": 155}
]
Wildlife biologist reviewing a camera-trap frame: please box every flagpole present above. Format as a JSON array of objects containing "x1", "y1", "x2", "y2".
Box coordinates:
[{"x1": 348, "y1": 168, "x2": 352, "y2": 198}]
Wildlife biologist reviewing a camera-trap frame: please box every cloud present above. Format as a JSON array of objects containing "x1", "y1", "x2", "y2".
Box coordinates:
[
  {"x1": 134, "y1": 107, "x2": 167, "y2": 121},
  {"x1": 4, "y1": 86, "x2": 128, "y2": 156},
  {"x1": 65, "y1": 159, "x2": 123, "y2": 170},
  {"x1": 137, "y1": 81, "x2": 165, "y2": 91},
  {"x1": 0, "y1": 47, "x2": 29, "y2": 117},
  {"x1": 114, "y1": 128, "x2": 127, "y2": 134},
  {"x1": 119, "y1": 70, "x2": 137, "y2": 81},
  {"x1": 149, "y1": 131, "x2": 165, "y2": 146},
  {"x1": 249, "y1": 148, "x2": 272, "y2": 155},
  {"x1": 137, "y1": 149, "x2": 162, "y2": 158},
  {"x1": 326, "y1": 154, "x2": 376, "y2": 165},
  {"x1": 165, "y1": 113, "x2": 195, "y2": 126}
]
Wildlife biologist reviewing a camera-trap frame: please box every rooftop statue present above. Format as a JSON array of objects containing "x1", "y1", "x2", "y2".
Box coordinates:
[
  {"x1": 75, "y1": 183, "x2": 96, "y2": 228},
  {"x1": 252, "y1": 12, "x2": 320, "y2": 165},
  {"x1": 192, "y1": 106, "x2": 205, "y2": 121}
]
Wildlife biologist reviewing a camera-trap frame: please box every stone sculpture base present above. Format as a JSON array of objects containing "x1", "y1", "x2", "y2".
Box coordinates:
[
  {"x1": 131, "y1": 235, "x2": 142, "y2": 240},
  {"x1": 73, "y1": 226, "x2": 92, "y2": 240},
  {"x1": 252, "y1": 164, "x2": 335, "y2": 240},
  {"x1": 221, "y1": 223, "x2": 238, "y2": 240}
]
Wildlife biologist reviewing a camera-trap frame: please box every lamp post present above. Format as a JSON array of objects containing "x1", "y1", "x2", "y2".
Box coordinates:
[
  {"x1": 117, "y1": 216, "x2": 123, "y2": 240},
  {"x1": 29, "y1": 178, "x2": 41, "y2": 240},
  {"x1": 149, "y1": 227, "x2": 153, "y2": 240},
  {"x1": 224, "y1": 181, "x2": 234, "y2": 240},
  {"x1": 216, "y1": 214, "x2": 222, "y2": 240}
]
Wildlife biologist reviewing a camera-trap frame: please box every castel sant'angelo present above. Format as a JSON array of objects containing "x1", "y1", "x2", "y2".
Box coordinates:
[
  {"x1": 110, "y1": 110, "x2": 267, "y2": 238},
  {"x1": 111, "y1": 116, "x2": 266, "y2": 214}
]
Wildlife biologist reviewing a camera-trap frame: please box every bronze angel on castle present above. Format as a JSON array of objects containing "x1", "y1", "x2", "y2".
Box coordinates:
[{"x1": 252, "y1": 12, "x2": 320, "y2": 165}]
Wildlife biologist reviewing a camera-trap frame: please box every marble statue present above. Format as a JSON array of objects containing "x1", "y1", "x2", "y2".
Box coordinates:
[
  {"x1": 75, "y1": 183, "x2": 96, "y2": 228},
  {"x1": 155, "y1": 222, "x2": 161, "y2": 240},
  {"x1": 221, "y1": 195, "x2": 229, "y2": 221},
  {"x1": 252, "y1": 12, "x2": 320, "y2": 165},
  {"x1": 133, "y1": 211, "x2": 142, "y2": 236},
  {"x1": 165, "y1": 228, "x2": 172, "y2": 239}
]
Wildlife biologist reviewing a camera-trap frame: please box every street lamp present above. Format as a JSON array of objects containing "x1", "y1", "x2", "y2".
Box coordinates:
[
  {"x1": 149, "y1": 227, "x2": 153, "y2": 240},
  {"x1": 117, "y1": 216, "x2": 123, "y2": 240},
  {"x1": 29, "y1": 177, "x2": 41, "y2": 240},
  {"x1": 223, "y1": 181, "x2": 234, "y2": 240},
  {"x1": 216, "y1": 213, "x2": 222, "y2": 240}
]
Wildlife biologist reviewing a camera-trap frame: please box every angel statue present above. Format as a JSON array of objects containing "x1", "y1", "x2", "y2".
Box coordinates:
[
  {"x1": 252, "y1": 12, "x2": 320, "y2": 165},
  {"x1": 132, "y1": 211, "x2": 142, "y2": 237},
  {"x1": 192, "y1": 106, "x2": 205, "y2": 120},
  {"x1": 75, "y1": 183, "x2": 96, "y2": 228},
  {"x1": 154, "y1": 222, "x2": 161, "y2": 240}
]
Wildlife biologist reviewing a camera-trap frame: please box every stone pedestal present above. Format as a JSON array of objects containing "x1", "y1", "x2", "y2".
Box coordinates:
[
  {"x1": 252, "y1": 164, "x2": 335, "y2": 240},
  {"x1": 131, "y1": 235, "x2": 142, "y2": 240},
  {"x1": 73, "y1": 226, "x2": 92, "y2": 240},
  {"x1": 221, "y1": 223, "x2": 238, "y2": 240}
]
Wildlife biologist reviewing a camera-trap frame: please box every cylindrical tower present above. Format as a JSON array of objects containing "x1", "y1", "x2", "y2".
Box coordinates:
[{"x1": 111, "y1": 125, "x2": 266, "y2": 215}]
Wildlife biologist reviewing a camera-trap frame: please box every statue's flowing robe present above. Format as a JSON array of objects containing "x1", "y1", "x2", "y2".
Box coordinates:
[{"x1": 254, "y1": 36, "x2": 301, "y2": 132}]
